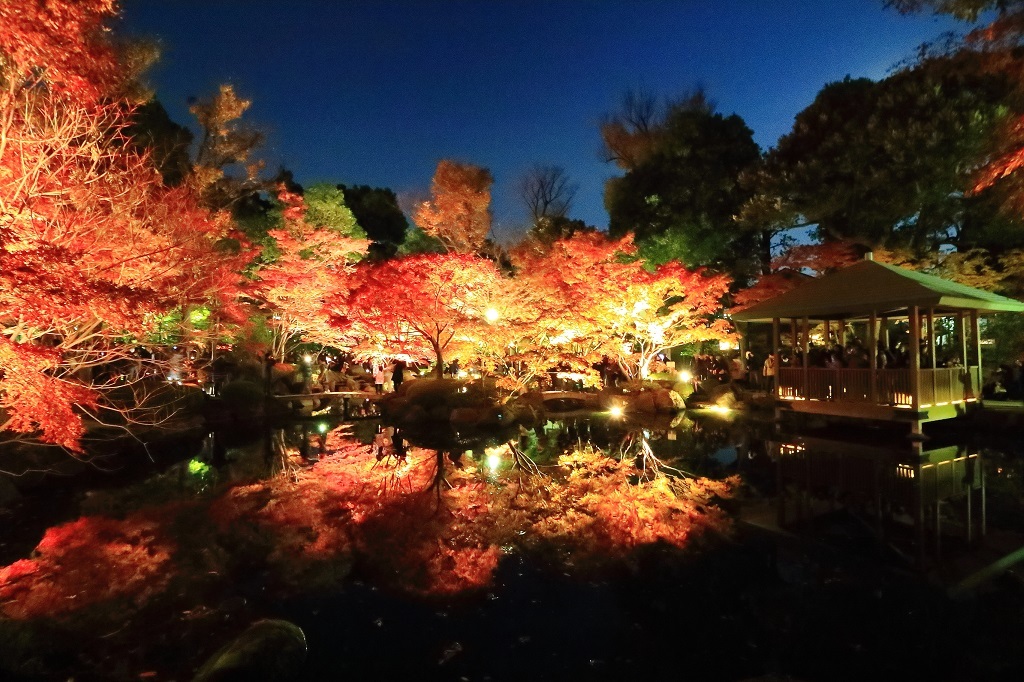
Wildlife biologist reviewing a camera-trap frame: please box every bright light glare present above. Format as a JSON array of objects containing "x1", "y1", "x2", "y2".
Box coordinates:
[
  {"x1": 710, "y1": 405, "x2": 730, "y2": 414},
  {"x1": 485, "y1": 307, "x2": 500, "y2": 322},
  {"x1": 317, "y1": 422, "x2": 328, "y2": 434},
  {"x1": 679, "y1": 370, "x2": 692, "y2": 383},
  {"x1": 486, "y1": 452, "x2": 501, "y2": 472},
  {"x1": 718, "y1": 340, "x2": 731, "y2": 351},
  {"x1": 609, "y1": 405, "x2": 623, "y2": 418},
  {"x1": 303, "y1": 354, "x2": 313, "y2": 364}
]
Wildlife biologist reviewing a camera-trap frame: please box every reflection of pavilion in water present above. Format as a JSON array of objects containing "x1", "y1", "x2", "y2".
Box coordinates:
[{"x1": 772, "y1": 434, "x2": 983, "y2": 564}]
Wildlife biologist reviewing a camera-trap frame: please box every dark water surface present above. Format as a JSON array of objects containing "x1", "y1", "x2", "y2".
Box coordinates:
[{"x1": 2, "y1": 409, "x2": 1024, "y2": 681}]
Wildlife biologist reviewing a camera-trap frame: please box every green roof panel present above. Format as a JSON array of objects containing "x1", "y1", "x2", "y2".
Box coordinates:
[{"x1": 732, "y1": 259, "x2": 1024, "y2": 322}]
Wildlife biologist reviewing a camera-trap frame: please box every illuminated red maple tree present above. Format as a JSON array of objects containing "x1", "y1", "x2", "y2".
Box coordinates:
[
  {"x1": 0, "y1": 0, "x2": 250, "y2": 449},
  {"x1": 508, "y1": 233, "x2": 733, "y2": 382},
  {"x1": 253, "y1": 186, "x2": 368, "y2": 359},
  {"x1": 336, "y1": 253, "x2": 505, "y2": 377},
  {"x1": 413, "y1": 160, "x2": 493, "y2": 253}
]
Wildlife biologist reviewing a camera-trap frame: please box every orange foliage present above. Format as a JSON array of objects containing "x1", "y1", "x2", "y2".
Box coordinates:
[
  {"x1": 507, "y1": 232, "x2": 733, "y2": 381},
  {"x1": 0, "y1": 0, "x2": 123, "y2": 106},
  {"x1": 0, "y1": 515, "x2": 175, "y2": 620},
  {"x1": 254, "y1": 186, "x2": 368, "y2": 358},
  {"x1": 0, "y1": 0, "x2": 252, "y2": 449},
  {"x1": 337, "y1": 253, "x2": 504, "y2": 376},
  {"x1": 413, "y1": 160, "x2": 493, "y2": 253},
  {"x1": 492, "y1": 448, "x2": 735, "y2": 556}
]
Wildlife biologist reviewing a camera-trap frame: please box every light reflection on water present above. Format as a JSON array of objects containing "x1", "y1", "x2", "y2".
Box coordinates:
[{"x1": 4, "y1": 409, "x2": 1024, "y2": 681}]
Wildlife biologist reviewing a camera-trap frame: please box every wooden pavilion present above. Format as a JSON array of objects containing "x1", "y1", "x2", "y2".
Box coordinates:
[{"x1": 732, "y1": 255, "x2": 1024, "y2": 431}]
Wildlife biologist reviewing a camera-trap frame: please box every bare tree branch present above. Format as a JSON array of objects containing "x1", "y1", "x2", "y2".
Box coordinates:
[{"x1": 517, "y1": 164, "x2": 578, "y2": 222}]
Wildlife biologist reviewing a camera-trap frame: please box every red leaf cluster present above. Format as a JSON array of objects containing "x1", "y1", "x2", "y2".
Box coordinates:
[{"x1": 0, "y1": 515, "x2": 175, "y2": 620}]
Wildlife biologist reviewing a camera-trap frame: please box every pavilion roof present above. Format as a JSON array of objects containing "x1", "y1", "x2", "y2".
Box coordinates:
[{"x1": 731, "y1": 258, "x2": 1024, "y2": 323}]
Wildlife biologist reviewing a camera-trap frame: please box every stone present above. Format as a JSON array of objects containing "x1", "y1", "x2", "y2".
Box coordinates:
[{"x1": 192, "y1": 619, "x2": 307, "y2": 682}]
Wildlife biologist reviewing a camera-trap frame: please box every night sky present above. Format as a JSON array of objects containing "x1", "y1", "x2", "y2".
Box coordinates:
[{"x1": 119, "y1": 0, "x2": 963, "y2": 241}]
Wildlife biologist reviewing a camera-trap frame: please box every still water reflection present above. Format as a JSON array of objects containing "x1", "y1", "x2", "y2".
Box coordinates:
[{"x1": 2, "y1": 408, "x2": 1024, "y2": 681}]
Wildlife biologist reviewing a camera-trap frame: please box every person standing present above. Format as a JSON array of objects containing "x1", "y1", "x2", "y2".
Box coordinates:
[
  {"x1": 729, "y1": 354, "x2": 746, "y2": 385},
  {"x1": 746, "y1": 350, "x2": 760, "y2": 388},
  {"x1": 763, "y1": 352, "x2": 777, "y2": 392},
  {"x1": 373, "y1": 365, "x2": 385, "y2": 394},
  {"x1": 392, "y1": 360, "x2": 404, "y2": 391}
]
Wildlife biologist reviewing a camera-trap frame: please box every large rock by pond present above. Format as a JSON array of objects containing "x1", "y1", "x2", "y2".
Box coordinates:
[
  {"x1": 192, "y1": 619, "x2": 307, "y2": 682},
  {"x1": 380, "y1": 379, "x2": 686, "y2": 430},
  {"x1": 627, "y1": 387, "x2": 685, "y2": 413},
  {"x1": 380, "y1": 378, "x2": 497, "y2": 422}
]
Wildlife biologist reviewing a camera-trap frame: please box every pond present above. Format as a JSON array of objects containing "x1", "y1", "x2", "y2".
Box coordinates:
[{"x1": 1, "y1": 408, "x2": 1024, "y2": 681}]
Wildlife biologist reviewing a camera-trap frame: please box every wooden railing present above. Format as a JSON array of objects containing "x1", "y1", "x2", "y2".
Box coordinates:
[{"x1": 777, "y1": 366, "x2": 980, "y2": 408}]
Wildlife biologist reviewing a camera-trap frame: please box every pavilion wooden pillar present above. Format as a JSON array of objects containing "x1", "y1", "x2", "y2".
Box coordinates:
[
  {"x1": 881, "y1": 316, "x2": 890, "y2": 351},
  {"x1": 971, "y1": 310, "x2": 982, "y2": 397},
  {"x1": 958, "y1": 312, "x2": 968, "y2": 369},
  {"x1": 790, "y1": 318, "x2": 798, "y2": 355},
  {"x1": 802, "y1": 317, "x2": 810, "y2": 397},
  {"x1": 909, "y1": 306, "x2": 922, "y2": 432},
  {"x1": 927, "y1": 308, "x2": 937, "y2": 399},
  {"x1": 868, "y1": 311, "x2": 878, "y2": 403},
  {"x1": 771, "y1": 317, "x2": 780, "y2": 398}
]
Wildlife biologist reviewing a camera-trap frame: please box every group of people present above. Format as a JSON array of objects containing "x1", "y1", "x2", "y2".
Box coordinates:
[
  {"x1": 985, "y1": 360, "x2": 1024, "y2": 400},
  {"x1": 689, "y1": 336, "x2": 966, "y2": 395},
  {"x1": 373, "y1": 361, "x2": 406, "y2": 394}
]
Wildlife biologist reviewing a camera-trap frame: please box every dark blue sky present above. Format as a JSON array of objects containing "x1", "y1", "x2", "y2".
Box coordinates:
[{"x1": 119, "y1": 0, "x2": 961, "y2": 241}]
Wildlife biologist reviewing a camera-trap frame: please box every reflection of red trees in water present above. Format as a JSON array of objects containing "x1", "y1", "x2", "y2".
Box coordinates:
[
  {"x1": 0, "y1": 430, "x2": 734, "y2": 621},
  {"x1": 0, "y1": 516, "x2": 175, "y2": 620}
]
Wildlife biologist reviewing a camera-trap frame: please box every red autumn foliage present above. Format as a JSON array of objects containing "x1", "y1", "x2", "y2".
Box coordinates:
[
  {"x1": 0, "y1": 0, "x2": 252, "y2": 449},
  {"x1": 0, "y1": 515, "x2": 175, "y2": 620},
  {"x1": 253, "y1": 186, "x2": 368, "y2": 359},
  {"x1": 730, "y1": 270, "x2": 811, "y2": 312},
  {"x1": 337, "y1": 253, "x2": 505, "y2": 377},
  {"x1": 413, "y1": 160, "x2": 494, "y2": 253}
]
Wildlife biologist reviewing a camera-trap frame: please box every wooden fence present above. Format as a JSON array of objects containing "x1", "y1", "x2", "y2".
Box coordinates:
[{"x1": 777, "y1": 366, "x2": 980, "y2": 408}]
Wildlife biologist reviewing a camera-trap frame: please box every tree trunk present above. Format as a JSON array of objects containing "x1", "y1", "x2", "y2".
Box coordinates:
[
  {"x1": 432, "y1": 338, "x2": 445, "y2": 379},
  {"x1": 638, "y1": 351, "x2": 653, "y2": 379},
  {"x1": 759, "y1": 230, "x2": 773, "y2": 276}
]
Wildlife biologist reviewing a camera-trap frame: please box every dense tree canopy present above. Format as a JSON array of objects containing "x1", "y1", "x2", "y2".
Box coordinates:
[
  {"x1": 0, "y1": 0, "x2": 251, "y2": 449},
  {"x1": 603, "y1": 95, "x2": 762, "y2": 278},
  {"x1": 413, "y1": 160, "x2": 493, "y2": 254},
  {"x1": 760, "y1": 61, "x2": 1016, "y2": 254},
  {"x1": 127, "y1": 99, "x2": 194, "y2": 187},
  {"x1": 337, "y1": 184, "x2": 408, "y2": 258}
]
